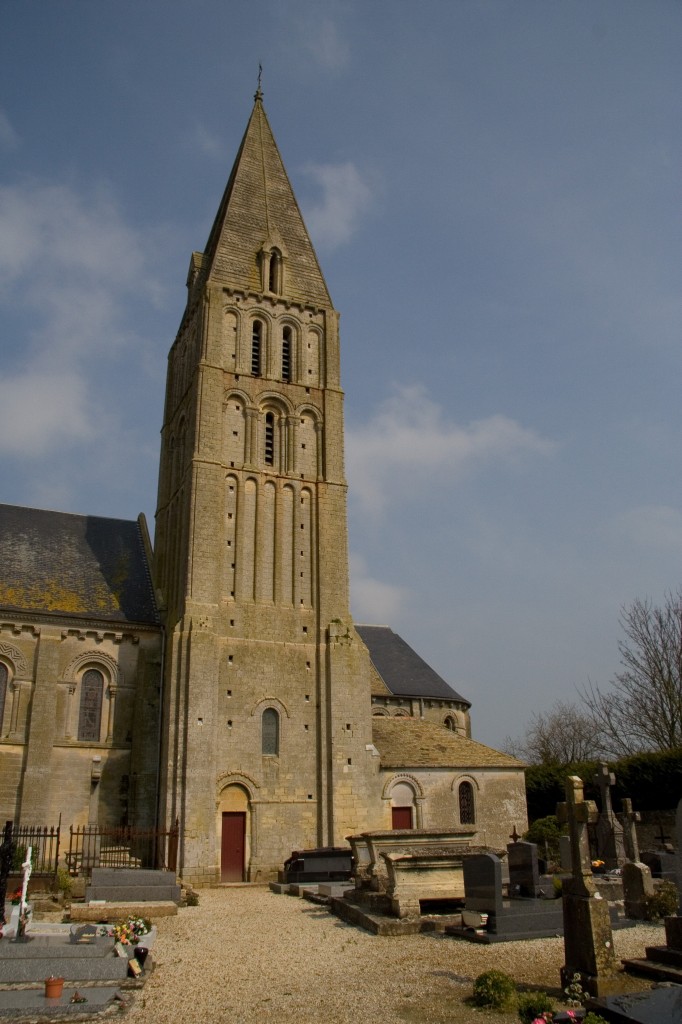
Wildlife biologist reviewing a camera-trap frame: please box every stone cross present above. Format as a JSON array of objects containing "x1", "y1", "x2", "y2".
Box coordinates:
[
  {"x1": 620, "y1": 798, "x2": 641, "y2": 863},
  {"x1": 557, "y1": 775, "x2": 598, "y2": 895},
  {"x1": 16, "y1": 845, "x2": 32, "y2": 939},
  {"x1": 592, "y1": 762, "x2": 626, "y2": 868},
  {"x1": 558, "y1": 775, "x2": 618, "y2": 997},
  {"x1": 593, "y1": 763, "x2": 616, "y2": 816},
  {"x1": 0, "y1": 820, "x2": 15, "y2": 928}
]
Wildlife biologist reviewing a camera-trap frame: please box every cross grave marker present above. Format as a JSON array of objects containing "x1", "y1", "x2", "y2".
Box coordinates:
[{"x1": 557, "y1": 775, "x2": 619, "y2": 997}]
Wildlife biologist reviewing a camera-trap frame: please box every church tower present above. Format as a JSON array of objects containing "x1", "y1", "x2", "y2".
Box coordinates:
[{"x1": 154, "y1": 89, "x2": 378, "y2": 883}]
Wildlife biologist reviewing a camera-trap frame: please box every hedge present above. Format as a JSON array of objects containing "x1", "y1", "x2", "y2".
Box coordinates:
[{"x1": 525, "y1": 748, "x2": 682, "y2": 822}]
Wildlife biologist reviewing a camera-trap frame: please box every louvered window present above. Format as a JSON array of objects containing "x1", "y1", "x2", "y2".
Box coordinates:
[
  {"x1": 282, "y1": 327, "x2": 291, "y2": 382},
  {"x1": 265, "y1": 412, "x2": 275, "y2": 466},
  {"x1": 251, "y1": 321, "x2": 262, "y2": 376}
]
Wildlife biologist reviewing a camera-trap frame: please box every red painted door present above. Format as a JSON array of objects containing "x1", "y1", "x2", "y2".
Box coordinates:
[
  {"x1": 392, "y1": 806, "x2": 413, "y2": 829},
  {"x1": 221, "y1": 811, "x2": 246, "y2": 882}
]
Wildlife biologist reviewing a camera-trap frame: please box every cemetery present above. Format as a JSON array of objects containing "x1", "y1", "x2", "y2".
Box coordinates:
[{"x1": 2, "y1": 771, "x2": 682, "y2": 1022}]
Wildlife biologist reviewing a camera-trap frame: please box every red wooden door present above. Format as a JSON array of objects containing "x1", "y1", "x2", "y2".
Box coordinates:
[
  {"x1": 221, "y1": 811, "x2": 246, "y2": 881},
  {"x1": 392, "y1": 806, "x2": 413, "y2": 829}
]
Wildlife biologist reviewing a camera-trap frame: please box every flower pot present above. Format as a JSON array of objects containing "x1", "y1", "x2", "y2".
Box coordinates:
[{"x1": 45, "y1": 976, "x2": 64, "y2": 999}]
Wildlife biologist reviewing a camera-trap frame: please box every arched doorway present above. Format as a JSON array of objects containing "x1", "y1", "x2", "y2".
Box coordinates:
[
  {"x1": 390, "y1": 781, "x2": 416, "y2": 830},
  {"x1": 219, "y1": 784, "x2": 250, "y2": 882}
]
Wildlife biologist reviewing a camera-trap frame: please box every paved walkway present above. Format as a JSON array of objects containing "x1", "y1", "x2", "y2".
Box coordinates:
[{"x1": 126, "y1": 888, "x2": 662, "y2": 1024}]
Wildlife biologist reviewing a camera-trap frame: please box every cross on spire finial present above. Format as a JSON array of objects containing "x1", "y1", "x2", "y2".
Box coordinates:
[{"x1": 255, "y1": 64, "x2": 263, "y2": 102}]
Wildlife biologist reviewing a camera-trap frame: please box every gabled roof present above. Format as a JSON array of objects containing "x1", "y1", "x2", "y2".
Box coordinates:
[
  {"x1": 372, "y1": 717, "x2": 524, "y2": 770},
  {"x1": 355, "y1": 624, "x2": 470, "y2": 706},
  {"x1": 201, "y1": 91, "x2": 333, "y2": 308},
  {"x1": 0, "y1": 504, "x2": 159, "y2": 626}
]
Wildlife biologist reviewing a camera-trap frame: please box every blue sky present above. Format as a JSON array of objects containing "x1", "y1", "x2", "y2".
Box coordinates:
[{"x1": 1, "y1": 1, "x2": 680, "y2": 749}]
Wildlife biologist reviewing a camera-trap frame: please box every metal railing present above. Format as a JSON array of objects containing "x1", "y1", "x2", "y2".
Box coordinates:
[
  {"x1": 67, "y1": 820, "x2": 179, "y2": 878},
  {"x1": 10, "y1": 822, "x2": 61, "y2": 878}
]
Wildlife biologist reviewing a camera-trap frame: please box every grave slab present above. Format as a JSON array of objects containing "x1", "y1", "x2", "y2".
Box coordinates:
[
  {"x1": 588, "y1": 984, "x2": 682, "y2": 1024},
  {"x1": 0, "y1": 985, "x2": 122, "y2": 1019}
]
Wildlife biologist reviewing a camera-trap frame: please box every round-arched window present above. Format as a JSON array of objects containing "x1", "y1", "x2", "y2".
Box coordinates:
[
  {"x1": 262, "y1": 707, "x2": 279, "y2": 756},
  {"x1": 458, "y1": 780, "x2": 475, "y2": 825},
  {"x1": 78, "y1": 669, "x2": 104, "y2": 742}
]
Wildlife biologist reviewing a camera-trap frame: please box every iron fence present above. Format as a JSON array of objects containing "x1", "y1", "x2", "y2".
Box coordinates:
[
  {"x1": 67, "y1": 820, "x2": 179, "y2": 878},
  {"x1": 10, "y1": 822, "x2": 61, "y2": 877}
]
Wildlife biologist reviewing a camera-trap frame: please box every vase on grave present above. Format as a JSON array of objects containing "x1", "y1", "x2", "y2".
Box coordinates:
[
  {"x1": 134, "y1": 945, "x2": 149, "y2": 968},
  {"x1": 44, "y1": 976, "x2": 64, "y2": 999}
]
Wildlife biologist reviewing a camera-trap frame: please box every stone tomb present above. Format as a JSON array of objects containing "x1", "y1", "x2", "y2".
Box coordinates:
[
  {"x1": 346, "y1": 835, "x2": 372, "y2": 889},
  {"x1": 359, "y1": 828, "x2": 477, "y2": 892},
  {"x1": 381, "y1": 850, "x2": 467, "y2": 918},
  {"x1": 279, "y1": 847, "x2": 353, "y2": 884}
]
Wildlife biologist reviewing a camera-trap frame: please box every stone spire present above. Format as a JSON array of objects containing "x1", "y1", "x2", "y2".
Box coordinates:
[{"x1": 200, "y1": 93, "x2": 332, "y2": 308}]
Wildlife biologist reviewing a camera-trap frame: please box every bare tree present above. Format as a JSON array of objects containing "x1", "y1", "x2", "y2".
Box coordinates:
[
  {"x1": 503, "y1": 700, "x2": 605, "y2": 765},
  {"x1": 580, "y1": 590, "x2": 682, "y2": 758}
]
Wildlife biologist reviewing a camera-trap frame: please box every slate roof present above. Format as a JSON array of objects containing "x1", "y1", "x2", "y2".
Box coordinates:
[
  {"x1": 372, "y1": 717, "x2": 524, "y2": 770},
  {"x1": 355, "y1": 624, "x2": 470, "y2": 706},
  {"x1": 0, "y1": 504, "x2": 159, "y2": 625}
]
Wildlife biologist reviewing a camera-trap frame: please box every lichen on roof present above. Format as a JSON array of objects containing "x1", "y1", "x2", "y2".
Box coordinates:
[
  {"x1": 0, "y1": 504, "x2": 158, "y2": 625},
  {"x1": 371, "y1": 717, "x2": 525, "y2": 770}
]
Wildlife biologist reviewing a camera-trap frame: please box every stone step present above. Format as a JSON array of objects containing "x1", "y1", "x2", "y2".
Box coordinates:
[
  {"x1": 70, "y1": 901, "x2": 177, "y2": 922},
  {"x1": 89, "y1": 869, "x2": 176, "y2": 887},
  {"x1": 622, "y1": 955, "x2": 682, "y2": 984},
  {"x1": 0, "y1": 955, "x2": 129, "y2": 984},
  {"x1": 643, "y1": 943, "x2": 682, "y2": 968},
  {"x1": 0, "y1": 984, "x2": 122, "y2": 1018},
  {"x1": 85, "y1": 885, "x2": 181, "y2": 902}
]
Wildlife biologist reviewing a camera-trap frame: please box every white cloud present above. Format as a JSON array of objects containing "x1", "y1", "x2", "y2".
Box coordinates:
[
  {"x1": 349, "y1": 553, "x2": 406, "y2": 624},
  {"x1": 617, "y1": 505, "x2": 682, "y2": 552},
  {"x1": 301, "y1": 161, "x2": 372, "y2": 250},
  {"x1": 0, "y1": 372, "x2": 90, "y2": 457},
  {"x1": 346, "y1": 384, "x2": 555, "y2": 516},
  {"x1": 0, "y1": 180, "x2": 163, "y2": 458},
  {"x1": 300, "y1": 15, "x2": 350, "y2": 71}
]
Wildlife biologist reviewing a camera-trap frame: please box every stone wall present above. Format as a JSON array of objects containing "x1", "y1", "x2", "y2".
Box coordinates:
[{"x1": 0, "y1": 620, "x2": 161, "y2": 829}]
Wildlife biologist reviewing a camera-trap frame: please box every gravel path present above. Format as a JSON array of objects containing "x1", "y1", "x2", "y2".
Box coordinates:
[{"x1": 127, "y1": 888, "x2": 664, "y2": 1024}]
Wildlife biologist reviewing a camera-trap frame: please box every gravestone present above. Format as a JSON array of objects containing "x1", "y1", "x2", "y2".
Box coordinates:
[
  {"x1": 622, "y1": 861, "x2": 654, "y2": 920},
  {"x1": 620, "y1": 798, "x2": 641, "y2": 863},
  {"x1": 589, "y1": 985, "x2": 682, "y2": 1024},
  {"x1": 507, "y1": 840, "x2": 540, "y2": 898},
  {"x1": 463, "y1": 853, "x2": 503, "y2": 918},
  {"x1": 592, "y1": 763, "x2": 626, "y2": 869},
  {"x1": 557, "y1": 775, "x2": 619, "y2": 997}
]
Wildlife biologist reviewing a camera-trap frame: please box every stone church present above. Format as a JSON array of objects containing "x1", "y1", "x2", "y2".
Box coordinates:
[{"x1": 0, "y1": 90, "x2": 526, "y2": 884}]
